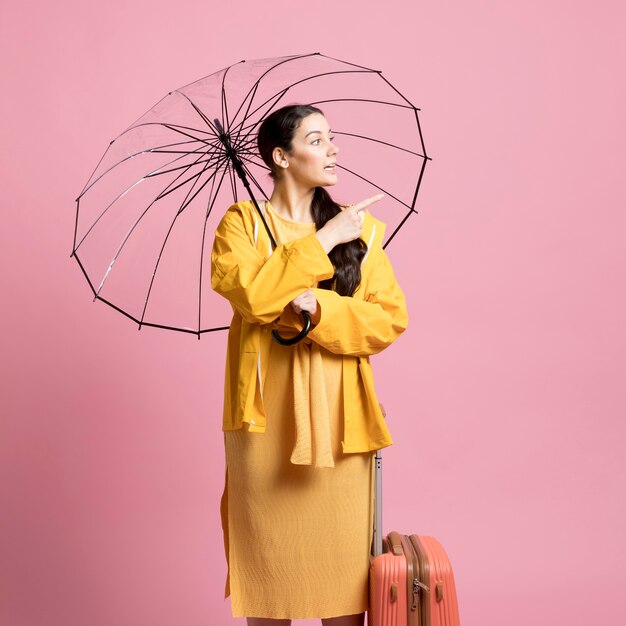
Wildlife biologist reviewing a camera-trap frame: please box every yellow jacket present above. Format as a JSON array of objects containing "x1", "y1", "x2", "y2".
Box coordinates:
[{"x1": 211, "y1": 200, "x2": 408, "y2": 453}]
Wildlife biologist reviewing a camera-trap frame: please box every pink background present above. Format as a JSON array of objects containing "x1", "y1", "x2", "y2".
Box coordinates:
[{"x1": 1, "y1": 1, "x2": 625, "y2": 625}]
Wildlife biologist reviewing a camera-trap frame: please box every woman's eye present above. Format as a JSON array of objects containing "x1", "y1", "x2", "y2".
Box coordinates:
[{"x1": 312, "y1": 136, "x2": 334, "y2": 145}]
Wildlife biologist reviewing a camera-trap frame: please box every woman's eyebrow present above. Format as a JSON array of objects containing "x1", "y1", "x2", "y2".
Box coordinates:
[{"x1": 304, "y1": 129, "x2": 332, "y2": 138}]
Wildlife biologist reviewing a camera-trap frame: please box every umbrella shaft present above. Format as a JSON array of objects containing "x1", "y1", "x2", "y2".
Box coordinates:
[{"x1": 214, "y1": 118, "x2": 250, "y2": 185}]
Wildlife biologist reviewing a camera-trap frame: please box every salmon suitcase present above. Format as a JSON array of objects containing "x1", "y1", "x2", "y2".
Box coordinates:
[{"x1": 369, "y1": 449, "x2": 461, "y2": 626}]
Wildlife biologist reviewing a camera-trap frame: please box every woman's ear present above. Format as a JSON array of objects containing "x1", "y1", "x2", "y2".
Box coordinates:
[{"x1": 272, "y1": 147, "x2": 288, "y2": 170}]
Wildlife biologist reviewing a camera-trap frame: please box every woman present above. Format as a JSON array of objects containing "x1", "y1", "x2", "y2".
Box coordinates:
[{"x1": 211, "y1": 104, "x2": 408, "y2": 625}]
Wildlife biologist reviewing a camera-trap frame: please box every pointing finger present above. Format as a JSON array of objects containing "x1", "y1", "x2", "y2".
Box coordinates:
[{"x1": 353, "y1": 193, "x2": 384, "y2": 213}]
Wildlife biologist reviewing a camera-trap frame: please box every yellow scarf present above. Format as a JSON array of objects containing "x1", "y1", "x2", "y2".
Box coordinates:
[{"x1": 290, "y1": 340, "x2": 334, "y2": 468}]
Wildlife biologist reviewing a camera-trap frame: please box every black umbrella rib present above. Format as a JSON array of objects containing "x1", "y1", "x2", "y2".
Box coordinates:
[
  {"x1": 144, "y1": 156, "x2": 223, "y2": 183},
  {"x1": 149, "y1": 156, "x2": 219, "y2": 194},
  {"x1": 145, "y1": 155, "x2": 222, "y2": 180},
  {"x1": 308, "y1": 97, "x2": 413, "y2": 111},
  {"x1": 197, "y1": 163, "x2": 230, "y2": 335},
  {"x1": 226, "y1": 80, "x2": 261, "y2": 143},
  {"x1": 408, "y1": 154, "x2": 428, "y2": 216},
  {"x1": 137, "y1": 151, "x2": 231, "y2": 327},
  {"x1": 120, "y1": 120, "x2": 215, "y2": 144},
  {"x1": 248, "y1": 52, "x2": 320, "y2": 87},
  {"x1": 160, "y1": 121, "x2": 215, "y2": 135},
  {"x1": 413, "y1": 108, "x2": 428, "y2": 162},
  {"x1": 376, "y1": 72, "x2": 419, "y2": 109},
  {"x1": 234, "y1": 129, "x2": 256, "y2": 144},
  {"x1": 232, "y1": 133, "x2": 257, "y2": 150},
  {"x1": 174, "y1": 91, "x2": 221, "y2": 136},
  {"x1": 334, "y1": 163, "x2": 412, "y2": 210},
  {"x1": 98, "y1": 292, "x2": 230, "y2": 335},
  {"x1": 313, "y1": 52, "x2": 379, "y2": 73},
  {"x1": 148, "y1": 148, "x2": 219, "y2": 160},
  {"x1": 220, "y1": 63, "x2": 233, "y2": 136},
  {"x1": 237, "y1": 152, "x2": 272, "y2": 174},
  {"x1": 332, "y1": 130, "x2": 429, "y2": 159},
  {"x1": 71, "y1": 247, "x2": 99, "y2": 297},
  {"x1": 155, "y1": 150, "x2": 230, "y2": 206},
  {"x1": 147, "y1": 141, "x2": 214, "y2": 155},
  {"x1": 145, "y1": 145, "x2": 228, "y2": 179},
  {"x1": 158, "y1": 123, "x2": 215, "y2": 145},
  {"x1": 383, "y1": 153, "x2": 429, "y2": 249},
  {"x1": 204, "y1": 157, "x2": 230, "y2": 223},
  {"x1": 231, "y1": 132, "x2": 259, "y2": 156},
  {"x1": 229, "y1": 87, "x2": 290, "y2": 151},
  {"x1": 76, "y1": 131, "x2": 122, "y2": 200},
  {"x1": 145, "y1": 120, "x2": 215, "y2": 138},
  {"x1": 144, "y1": 134, "x2": 222, "y2": 162},
  {"x1": 234, "y1": 148, "x2": 264, "y2": 161},
  {"x1": 175, "y1": 60, "x2": 243, "y2": 93},
  {"x1": 383, "y1": 209, "x2": 415, "y2": 250}
]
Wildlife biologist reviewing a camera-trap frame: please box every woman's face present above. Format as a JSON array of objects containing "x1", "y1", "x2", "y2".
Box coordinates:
[{"x1": 276, "y1": 113, "x2": 340, "y2": 188}]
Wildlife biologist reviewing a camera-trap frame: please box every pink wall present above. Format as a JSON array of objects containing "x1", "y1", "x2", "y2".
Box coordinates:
[{"x1": 2, "y1": 1, "x2": 625, "y2": 625}]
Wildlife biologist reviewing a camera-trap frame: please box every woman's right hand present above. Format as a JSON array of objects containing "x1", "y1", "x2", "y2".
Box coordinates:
[{"x1": 315, "y1": 193, "x2": 384, "y2": 253}]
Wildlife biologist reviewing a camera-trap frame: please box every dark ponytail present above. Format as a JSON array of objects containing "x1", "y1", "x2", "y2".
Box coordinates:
[
  {"x1": 311, "y1": 187, "x2": 367, "y2": 296},
  {"x1": 257, "y1": 104, "x2": 366, "y2": 297}
]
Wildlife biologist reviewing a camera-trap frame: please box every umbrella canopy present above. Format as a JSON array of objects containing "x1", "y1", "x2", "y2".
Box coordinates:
[{"x1": 72, "y1": 52, "x2": 429, "y2": 337}]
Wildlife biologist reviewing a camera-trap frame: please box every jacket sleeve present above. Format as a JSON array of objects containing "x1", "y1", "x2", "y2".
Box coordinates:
[
  {"x1": 274, "y1": 243, "x2": 408, "y2": 356},
  {"x1": 211, "y1": 205, "x2": 335, "y2": 324}
]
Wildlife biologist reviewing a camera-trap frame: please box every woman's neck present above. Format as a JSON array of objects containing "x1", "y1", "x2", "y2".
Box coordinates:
[{"x1": 268, "y1": 182, "x2": 315, "y2": 223}]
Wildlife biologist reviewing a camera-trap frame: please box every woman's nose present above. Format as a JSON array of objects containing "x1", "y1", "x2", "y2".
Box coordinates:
[{"x1": 329, "y1": 141, "x2": 339, "y2": 156}]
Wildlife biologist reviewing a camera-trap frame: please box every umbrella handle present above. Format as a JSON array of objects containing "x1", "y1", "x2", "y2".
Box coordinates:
[{"x1": 271, "y1": 311, "x2": 311, "y2": 346}]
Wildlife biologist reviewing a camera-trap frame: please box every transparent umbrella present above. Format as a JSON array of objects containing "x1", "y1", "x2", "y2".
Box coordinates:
[{"x1": 72, "y1": 52, "x2": 430, "y2": 339}]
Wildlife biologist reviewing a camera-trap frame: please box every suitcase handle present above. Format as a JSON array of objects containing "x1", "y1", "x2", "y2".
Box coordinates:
[
  {"x1": 387, "y1": 531, "x2": 404, "y2": 556},
  {"x1": 372, "y1": 403, "x2": 387, "y2": 557}
]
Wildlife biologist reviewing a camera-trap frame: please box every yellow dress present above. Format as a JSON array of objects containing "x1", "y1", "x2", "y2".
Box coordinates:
[{"x1": 222, "y1": 203, "x2": 375, "y2": 619}]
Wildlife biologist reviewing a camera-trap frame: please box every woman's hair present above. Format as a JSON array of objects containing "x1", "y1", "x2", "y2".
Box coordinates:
[{"x1": 257, "y1": 104, "x2": 367, "y2": 297}]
